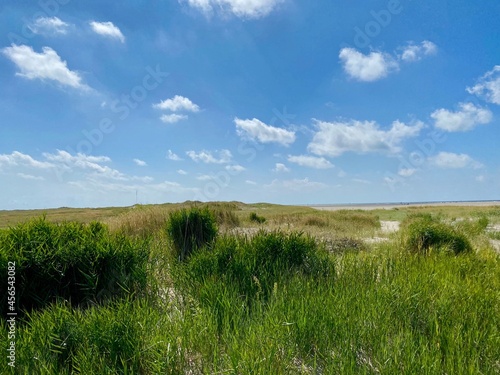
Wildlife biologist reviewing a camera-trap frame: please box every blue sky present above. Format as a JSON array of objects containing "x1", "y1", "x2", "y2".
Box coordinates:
[{"x1": 1, "y1": 0, "x2": 499, "y2": 209}]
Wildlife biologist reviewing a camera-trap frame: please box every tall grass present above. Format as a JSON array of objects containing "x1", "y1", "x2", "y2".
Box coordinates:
[
  {"x1": 166, "y1": 207, "x2": 218, "y2": 261},
  {"x1": 0, "y1": 218, "x2": 149, "y2": 316},
  {"x1": 1, "y1": 205, "x2": 499, "y2": 374}
]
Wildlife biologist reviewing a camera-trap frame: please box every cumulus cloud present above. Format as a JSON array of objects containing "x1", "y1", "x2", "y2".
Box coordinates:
[
  {"x1": 429, "y1": 152, "x2": 483, "y2": 169},
  {"x1": 225, "y1": 164, "x2": 245, "y2": 172},
  {"x1": 153, "y1": 95, "x2": 200, "y2": 112},
  {"x1": 0, "y1": 151, "x2": 55, "y2": 169},
  {"x1": 182, "y1": 0, "x2": 283, "y2": 18},
  {"x1": 186, "y1": 149, "x2": 232, "y2": 164},
  {"x1": 467, "y1": 66, "x2": 500, "y2": 105},
  {"x1": 339, "y1": 41, "x2": 437, "y2": 82},
  {"x1": 29, "y1": 17, "x2": 69, "y2": 35},
  {"x1": 166, "y1": 150, "x2": 182, "y2": 161},
  {"x1": 339, "y1": 48, "x2": 398, "y2": 82},
  {"x1": 287, "y1": 155, "x2": 333, "y2": 169},
  {"x1": 266, "y1": 178, "x2": 328, "y2": 192},
  {"x1": 399, "y1": 41, "x2": 437, "y2": 62},
  {"x1": 2, "y1": 44, "x2": 88, "y2": 90},
  {"x1": 398, "y1": 168, "x2": 417, "y2": 177},
  {"x1": 273, "y1": 163, "x2": 290, "y2": 172},
  {"x1": 308, "y1": 119, "x2": 423, "y2": 157},
  {"x1": 235, "y1": 117, "x2": 296, "y2": 146},
  {"x1": 245, "y1": 180, "x2": 257, "y2": 185},
  {"x1": 133, "y1": 158, "x2": 147, "y2": 166},
  {"x1": 431, "y1": 102, "x2": 492, "y2": 132},
  {"x1": 177, "y1": 169, "x2": 188, "y2": 175},
  {"x1": 43, "y1": 150, "x2": 126, "y2": 180},
  {"x1": 89, "y1": 21, "x2": 125, "y2": 43},
  {"x1": 160, "y1": 114, "x2": 188, "y2": 124},
  {"x1": 17, "y1": 173, "x2": 45, "y2": 181}
]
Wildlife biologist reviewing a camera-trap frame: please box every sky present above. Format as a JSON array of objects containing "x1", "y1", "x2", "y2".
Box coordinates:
[{"x1": 0, "y1": 0, "x2": 499, "y2": 209}]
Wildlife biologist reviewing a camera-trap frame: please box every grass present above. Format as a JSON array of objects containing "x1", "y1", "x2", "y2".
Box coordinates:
[{"x1": 1, "y1": 202, "x2": 499, "y2": 373}]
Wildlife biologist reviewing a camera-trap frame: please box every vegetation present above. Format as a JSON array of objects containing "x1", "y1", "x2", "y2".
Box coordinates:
[
  {"x1": 401, "y1": 214, "x2": 472, "y2": 255},
  {"x1": 0, "y1": 218, "x2": 148, "y2": 318},
  {"x1": 249, "y1": 212, "x2": 266, "y2": 224},
  {"x1": 166, "y1": 207, "x2": 218, "y2": 261},
  {"x1": 1, "y1": 202, "x2": 499, "y2": 373}
]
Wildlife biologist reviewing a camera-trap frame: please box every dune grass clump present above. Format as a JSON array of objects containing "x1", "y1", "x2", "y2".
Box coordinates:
[
  {"x1": 0, "y1": 218, "x2": 149, "y2": 317},
  {"x1": 166, "y1": 207, "x2": 218, "y2": 261},
  {"x1": 249, "y1": 212, "x2": 266, "y2": 224},
  {"x1": 176, "y1": 230, "x2": 330, "y2": 323},
  {"x1": 402, "y1": 215, "x2": 472, "y2": 255},
  {"x1": 212, "y1": 208, "x2": 240, "y2": 228}
]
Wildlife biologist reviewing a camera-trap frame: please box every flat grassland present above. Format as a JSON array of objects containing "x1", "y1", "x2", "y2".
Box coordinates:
[{"x1": 1, "y1": 201, "x2": 499, "y2": 374}]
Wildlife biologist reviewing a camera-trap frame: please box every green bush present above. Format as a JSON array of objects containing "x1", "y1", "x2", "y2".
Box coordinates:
[
  {"x1": 0, "y1": 218, "x2": 149, "y2": 317},
  {"x1": 166, "y1": 207, "x2": 218, "y2": 261},
  {"x1": 249, "y1": 212, "x2": 266, "y2": 224},
  {"x1": 179, "y1": 231, "x2": 330, "y2": 311},
  {"x1": 402, "y1": 217, "x2": 472, "y2": 255}
]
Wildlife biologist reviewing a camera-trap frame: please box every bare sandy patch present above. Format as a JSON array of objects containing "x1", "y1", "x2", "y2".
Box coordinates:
[{"x1": 381, "y1": 221, "x2": 400, "y2": 234}]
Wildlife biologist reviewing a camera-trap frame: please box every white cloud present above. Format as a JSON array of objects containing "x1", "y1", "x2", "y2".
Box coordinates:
[
  {"x1": 431, "y1": 102, "x2": 492, "y2": 132},
  {"x1": 400, "y1": 41, "x2": 437, "y2": 62},
  {"x1": 153, "y1": 95, "x2": 200, "y2": 112},
  {"x1": 398, "y1": 168, "x2": 417, "y2": 177},
  {"x1": 339, "y1": 48, "x2": 398, "y2": 82},
  {"x1": 353, "y1": 178, "x2": 371, "y2": 185},
  {"x1": 266, "y1": 178, "x2": 328, "y2": 192},
  {"x1": 133, "y1": 158, "x2": 147, "y2": 167},
  {"x1": 245, "y1": 180, "x2": 257, "y2": 185},
  {"x1": 43, "y1": 150, "x2": 126, "y2": 180},
  {"x1": 467, "y1": 66, "x2": 500, "y2": 105},
  {"x1": 186, "y1": 149, "x2": 232, "y2": 164},
  {"x1": 0, "y1": 151, "x2": 55, "y2": 169},
  {"x1": 89, "y1": 21, "x2": 125, "y2": 43},
  {"x1": 196, "y1": 174, "x2": 213, "y2": 181},
  {"x1": 182, "y1": 0, "x2": 282, "y2": 18},
  {"x1": 225, "y1": 164, "x2": 246, "y2": 172},
  {"x1": 2, "y1": 44, "x2": 88, "y2": 90},
  {"x1": 273, "y1": 163, "x2": 290, "y2": 172},
  {"x1": 177, "y1": 169, "x2": 188, "y2": 175},
  {"x1": 160, "y1": 114, "x2": 188, "y2": 123},
  {"x1": 167, "y1": 150, "x2": 182, "y2": 161},
  {"x1": 29, "y1": 17, "x2": 69, "y2": 35},
  {"x1": 287, "y1": 155, "x2": 333, "y2": 169},
  {"x1": 308, "y1": 119, "x2": 423, "y2": 157},
  {"x1": 17, "y1": 173, "x2": 45, "y2": 181},
  {"x1": 429, "y1": 152, "x2": 483, "y2": 169},
  {"x1": 234, "y1": 117, "x2": 296, "y2": 146}
]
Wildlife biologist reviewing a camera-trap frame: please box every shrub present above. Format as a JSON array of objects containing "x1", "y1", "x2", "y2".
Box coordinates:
[
  {"x1": 402, "y1": 217, "x2": 472, "y2": 255},
  {"x1": 249, "y1": 212, "x2": 266, "y2": 224},
  {"x1": 166, "y1": 207, "x2": 218, "y2": 261},
  {"x1": 178, "y1": 230, "x2": 330, "y2": 313},
  {"x1": 0, "y1": 218, "x2": 149, "y2": 317}
]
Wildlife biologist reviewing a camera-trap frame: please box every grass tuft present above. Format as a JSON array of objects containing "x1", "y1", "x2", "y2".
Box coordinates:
[{"x1": 166, "y1": 207, "x2": 218, "y2": 261}]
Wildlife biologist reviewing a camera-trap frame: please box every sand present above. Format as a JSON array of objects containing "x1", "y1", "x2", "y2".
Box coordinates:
[{"x1": 309, "y1": 201, "x2": 500, "y2": 211}]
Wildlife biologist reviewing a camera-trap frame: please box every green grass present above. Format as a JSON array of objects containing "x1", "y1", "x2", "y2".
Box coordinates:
[{"x1": 1, "y1": 203, "x2": 499, "y2": 374}]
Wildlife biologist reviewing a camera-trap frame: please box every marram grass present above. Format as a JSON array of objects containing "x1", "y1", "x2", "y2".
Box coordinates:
[{"x1": 1, "y1": 207, "x2": 499, "y2": 374}]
